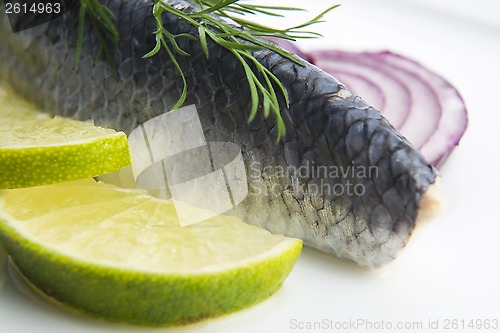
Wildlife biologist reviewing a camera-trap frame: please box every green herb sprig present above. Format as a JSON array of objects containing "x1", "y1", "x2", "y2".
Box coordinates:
[
  {"x1": 144, "y1": 0, "x2": 338, "y2": 139},
  {"x1": 74, "y1": 0, "x2": 119, "y2": 77},
  {"x1": 73, "y1": 0, "x2": 337, "y2": 140}
]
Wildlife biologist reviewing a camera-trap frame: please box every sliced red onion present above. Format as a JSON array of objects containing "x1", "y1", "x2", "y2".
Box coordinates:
[
  {"x1": 369, "y1": 51, "x2": 468, "y2": 166},
  {"x1": 270, "y1": 39, "x2": 468, "y2": 167}
]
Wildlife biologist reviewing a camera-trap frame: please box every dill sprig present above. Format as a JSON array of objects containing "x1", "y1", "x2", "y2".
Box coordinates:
[
  {"x1": 74, "y1": 0, "x2": 119, "y2": 77},
  {"x1": 71, "y1": 0, "x2": 337, "y2": 139},
  {"x1": 144, "y1": 0, "x2": 338, "y2": 139}
]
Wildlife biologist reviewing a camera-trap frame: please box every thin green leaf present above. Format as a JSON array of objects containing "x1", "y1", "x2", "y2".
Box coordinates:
[
  {"x1": 143, "y1": 0, "x2": 338, "y2": 140},
  {"x1": 89, "y1": 15, "x2": 119, "y2": 78},
  {"x1": 237, "y1": 36, "x2": 305, "y2": 67},
  {"x1": 238, "y1": 9, "x2": 281, "y2": 17},
  {"x1": 221, "y1": 5, "x2": 256, "y2": 16},
  {"x1": 164, "y1": 30, "x2": 191, "y2": 56},
  {"x1": 73, "y1": 3, "x2": 87, "y2": 69},
  {"x1": 239, "y1": 4, "x2": 305, "y2": 12},
  {"x1": 143, "y1": 35, "x2": 162, "y2": 58},
  {"x1": 175, "y1": 33, "x2": 199, "y2": 41},
  {"x1": 240, "y1": 52, "x2": 281, "y2": 111},
  {"x1": 275, "y1": 116, "x2": 286, "y2": 142},
  {"x1": 287, "y1": 5, "x2": 340, "y2": 31},
  {"x1": 161, "y1": 39, "x2": 188, "y2": 110},
  {"x1": 144, "y1": 0, "x2": 190, "y2": 110},
  {"x1": 206, "y1": 32, "x2": 262, "y2": 51},
  {"x1": 232, "y1": 51, "x2": 259, "y2": 122},
  {"x1": 229, "y1": 16, "x2": 287, "y2": 34},
  {"x1": 262, "y1": 93, "x2": 271, "y2": 118},
  {"x1": 194, "y1": 0, "x2": 239, "y2": 15},
  {"x1": 198, "y1": 26, "x2": 209, "y2": 58},
  {"x1": 74, "y1": 0, "x2": 119, "y2": 75}
]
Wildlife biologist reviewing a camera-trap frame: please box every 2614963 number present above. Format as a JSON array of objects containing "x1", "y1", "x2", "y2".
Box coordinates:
[
  {"x1": 5, "y1": 2, "x2": 61, "y2": 14},
  {"x1": 443, "y1": 319, "x2": 499, "y2": 330}
]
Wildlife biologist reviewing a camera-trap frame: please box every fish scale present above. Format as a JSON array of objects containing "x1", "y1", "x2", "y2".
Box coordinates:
[{"x1": 0, "y1": 0, "x2": 438, "y2": 267}]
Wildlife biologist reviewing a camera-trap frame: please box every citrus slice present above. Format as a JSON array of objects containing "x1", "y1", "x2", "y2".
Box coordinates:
[
  {"x1": 0, "y1": 87, "x2": 130, "y2": 189},
  {"x1": 0, "y1": 179, "x2": 302, "y2": 326}
]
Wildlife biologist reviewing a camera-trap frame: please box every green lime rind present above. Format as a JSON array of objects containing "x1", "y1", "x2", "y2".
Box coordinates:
[
  {"x1": 0, "y1": 217, "x2": 302, "y2": 327},
  {"x1": 0, "y1": 133, "x2": 131, "y2": 189}
]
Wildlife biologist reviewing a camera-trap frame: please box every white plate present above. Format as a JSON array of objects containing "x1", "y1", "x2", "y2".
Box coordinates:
[{"x1": 1, "y1": 0, "x2": 499, "y2": 332}]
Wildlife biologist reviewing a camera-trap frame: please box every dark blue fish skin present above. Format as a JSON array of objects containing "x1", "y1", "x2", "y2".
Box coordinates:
[{"x1": 0, "y1": 0, "x2": 438, "y2": 267}]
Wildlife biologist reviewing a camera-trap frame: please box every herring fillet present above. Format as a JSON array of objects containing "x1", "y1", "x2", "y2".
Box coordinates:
[{"x1": 0, "y1": 0, "x2": 438, "y2": 267}]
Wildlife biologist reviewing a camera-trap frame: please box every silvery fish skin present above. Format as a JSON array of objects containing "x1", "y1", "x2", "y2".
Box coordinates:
[{"x1": 0, "y1": 0, "x2": 438, "y2": 267}]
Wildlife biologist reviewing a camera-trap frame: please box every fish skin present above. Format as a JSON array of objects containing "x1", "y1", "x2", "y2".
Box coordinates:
[{"x1": 0, "y1": 0, "x2": 437, "y2": 267}]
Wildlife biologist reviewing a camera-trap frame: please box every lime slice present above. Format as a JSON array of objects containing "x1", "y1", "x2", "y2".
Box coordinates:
[
  {"x1": 0, "y1": 179, "x2": 302, "y2": 326},
  {"x1": 0, "y1": 87, "x2": 130, "y2": 189}
]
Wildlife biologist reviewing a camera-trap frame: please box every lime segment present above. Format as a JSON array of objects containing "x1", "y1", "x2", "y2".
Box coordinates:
[
  {"x1": 0, "y1": 87, "x2": 130, "y2": 189},
  {"x1": 0, "y1": 179, "x2": 302, "y2": 326}
]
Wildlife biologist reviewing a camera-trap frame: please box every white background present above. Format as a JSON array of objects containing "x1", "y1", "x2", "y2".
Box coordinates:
[{"x1": 1, "y1": 0, "x2": 499, "y2": 332}]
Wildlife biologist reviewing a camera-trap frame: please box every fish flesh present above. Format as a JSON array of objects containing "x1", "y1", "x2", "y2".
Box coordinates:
[{"x1": 0, "y1": 0, "x2": 440, "y2": 267}]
